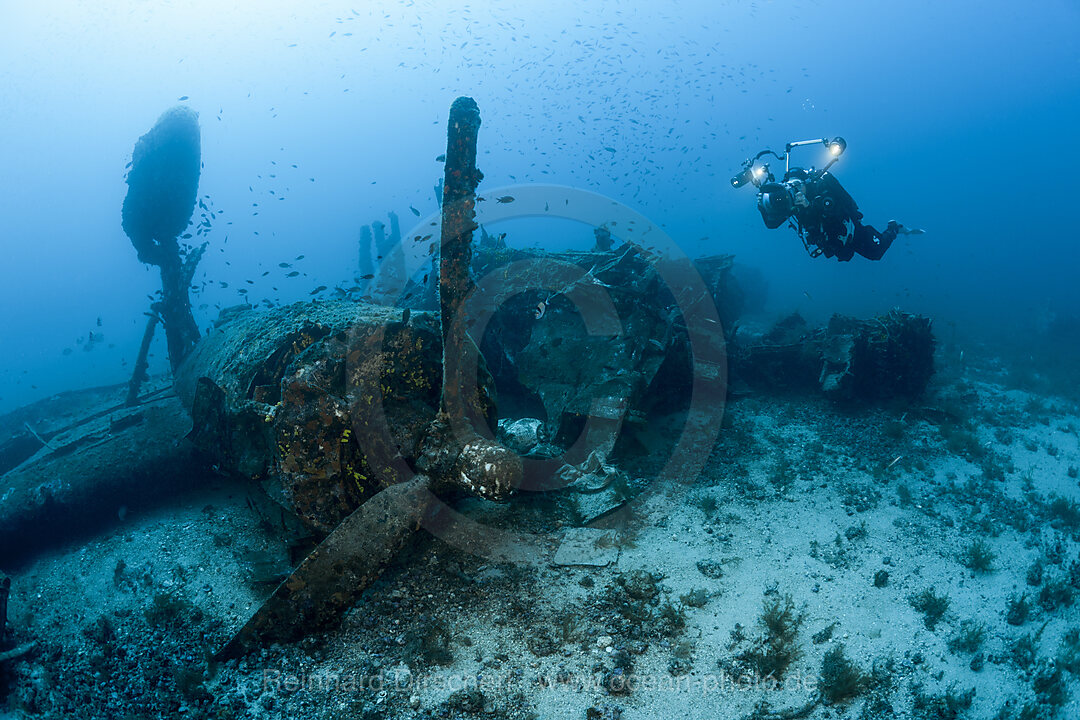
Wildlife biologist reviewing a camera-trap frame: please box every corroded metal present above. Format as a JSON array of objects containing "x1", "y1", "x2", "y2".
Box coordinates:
[
  {"x1": 208, "y1": 98, "x2": 528, "y2": 657},
  {"x1": 0, "y1": 385, "x2": 200, "y2": 565},
  {"x1": 439, "y1": 96, "x2": 483, "y2": 435},
  {"x1": 432, "y1": 96, "x2": 521, "y2": 502},
  {"x1": 0, "y1": 574, "x2": 9, "y2": 641},
  {"x1": 122, "y1": 106, "x2": 205, "y2": 371},
  {"x1": 175, "y1": 301, "x2": 495, "y2": 533},
  {"x1": 126, "y1": 313, "x2": 160, "y2": 406},
  {"x1": 733, "y1": 309, "x2": 935, "y2": 400},
  {"x1": 216, "y1": 474, "x2": 433, "y2": 659}
]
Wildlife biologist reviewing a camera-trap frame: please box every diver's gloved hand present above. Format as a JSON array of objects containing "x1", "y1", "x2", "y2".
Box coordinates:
[{"x1": 888, "y1": 220, "x2": 925, "y2": 236}]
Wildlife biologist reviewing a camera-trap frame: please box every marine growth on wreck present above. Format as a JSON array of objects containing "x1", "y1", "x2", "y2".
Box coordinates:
[{"x1": 1, "y1": 4, "x2": 1079, "y2": 720}]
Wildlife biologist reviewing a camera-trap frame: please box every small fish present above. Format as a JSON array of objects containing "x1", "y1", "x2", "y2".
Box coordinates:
[
  {"x1": 295, "y1": 254, "x2": 305, "y2": 260},
  {"x1": 496, "y1": 196, "x2": 515, "y2": 204},
  {"x1": 534, "y1": 301, "x2": 547, "y2": 320},
  {"x1": 409, "y1": 205, "x2": 421, "y2": 216},
  {"x1": 436, "y1": 154, "x2": 446, "y2": 162},
  {"x1": 178, "y1": 95, "x2": 189, "y2": 101},
  {"x1": 803, "y1": 291, "x2": 813, "y2": 300},
  {"x1": 278, "y1": 262, "x2": 292, "y2": 268},
  {"x1": 310, "y1": 286, "x2": 327, "y2": 295},
  {"x1": 358, "y1": 273, "x2": 374, "y2": 280},
  {"x1": 886, "y1": 456, "x2": 903, "y2": 469},
  {"x1": 286, "y1": 271, "x2": 300, "y2": 277}
]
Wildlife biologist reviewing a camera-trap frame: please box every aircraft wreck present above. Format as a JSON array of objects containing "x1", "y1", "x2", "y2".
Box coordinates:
[{"x1": 0, "y1": 98, "x2": 936, "y2": 664}]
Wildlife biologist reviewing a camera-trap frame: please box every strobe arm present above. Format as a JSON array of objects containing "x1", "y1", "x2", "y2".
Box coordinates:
[
  {"x1": 783, "y1": 137, "x2": 846, "y2": 173},
  {"x1": 730, "y1": 148, "x2": 786, "y2": 189},
  {"x1": 730, "y1": 138, "x2": 844, "y2": 189}
]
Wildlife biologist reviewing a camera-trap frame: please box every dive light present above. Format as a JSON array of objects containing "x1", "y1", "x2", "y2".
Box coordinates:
[
  {"x1": 731, "y1": 163, "x2": 754, "y2": 189},
  {"x1": 731, "y1": 163, "x2": 768, "y2": 189},
  {"x1": 732, "y1": 136, "x2": 848, "y2": 190}
]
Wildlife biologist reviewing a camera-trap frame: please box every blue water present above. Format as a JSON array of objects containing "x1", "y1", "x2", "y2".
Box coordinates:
[{"x1": 1, "y1": 0, "x2": 1078, "y2": 412}]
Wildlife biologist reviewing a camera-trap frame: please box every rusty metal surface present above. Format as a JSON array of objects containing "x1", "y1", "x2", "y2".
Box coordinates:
[
  {"x1": 215, "y1": 473, "x2": 434, "y2": 659},
  {"x1": 439, "y1": 95, "x2": 483, "y2": 378},
  {"x1": 431, "y1": 96, "x2": 522, "y2": 502},
  {"x1": 213, "y1": 99, "x2": 525, "y2": 657},
  {"x1": 733, "y1": 310, "x2": 935, "y2": 400},
  {"x1": 0, "y1": 389, "x2": 202, "y2": 566},
  {"x1": 122, "y1": 106, "x2": 205, "y2": 371},
  {"x1": 438, "y1": 96, "x2": 484, "y2": 443},
  {"x1": 175, "y1": 300, "x2": 499, "y2": 533},
  {"x1": 0, "y1": 574, "x2": 9, "y2": 642},
  {"x1": 175, "y1": 301, "x2": 400, "y2": 407}
]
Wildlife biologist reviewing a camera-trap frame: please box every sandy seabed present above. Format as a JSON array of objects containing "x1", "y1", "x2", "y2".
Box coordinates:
[{"x1": 2, "y1": 363, "x2": 1079, "y2": 720}]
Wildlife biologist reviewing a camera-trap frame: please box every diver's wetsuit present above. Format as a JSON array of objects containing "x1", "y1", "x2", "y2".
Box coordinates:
[{"x1": 790, "y1": 170, "x2": 899, "y2": 262}]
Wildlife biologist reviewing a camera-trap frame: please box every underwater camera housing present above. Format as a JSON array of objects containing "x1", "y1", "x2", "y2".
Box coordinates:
[
  {"x1": 731, "y1": 137, "x2": 846, "y2": 228},
  {"x1": 757, "y1": 182, "x2": 795, "y2": 229}
]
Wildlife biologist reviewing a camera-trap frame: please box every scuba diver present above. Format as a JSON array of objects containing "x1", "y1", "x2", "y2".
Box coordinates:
[{"x1": 731, "y1": 137, "x2": 922, "y2": 261}]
